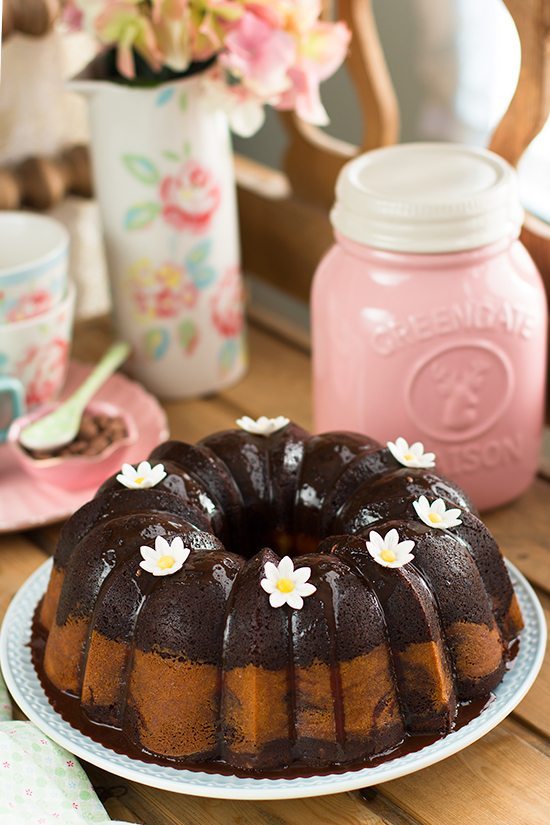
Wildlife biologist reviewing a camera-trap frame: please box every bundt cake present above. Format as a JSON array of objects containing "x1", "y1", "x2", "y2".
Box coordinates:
[{"x1": 34, "y1": 417, "x2": 523, "y2": 775}]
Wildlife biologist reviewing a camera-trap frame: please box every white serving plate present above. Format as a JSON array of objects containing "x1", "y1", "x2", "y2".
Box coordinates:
[{"x1": 0, "y1": 557, "x2": 545, "y2": 800}]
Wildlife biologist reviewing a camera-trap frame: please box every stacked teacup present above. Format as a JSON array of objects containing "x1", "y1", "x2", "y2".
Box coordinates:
[{"x1": 0, "y1": 212, "x2": 75, "y2": 442}]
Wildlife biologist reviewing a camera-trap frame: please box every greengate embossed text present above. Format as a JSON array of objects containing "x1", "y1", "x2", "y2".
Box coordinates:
[{"x1": 370, "y1": 300, "x2": 535, "y2": 356}]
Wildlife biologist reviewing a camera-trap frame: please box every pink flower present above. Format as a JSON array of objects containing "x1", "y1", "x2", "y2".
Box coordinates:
[
  {"x1": 159, "y1": 160, "x2": 220, "y2": 234},
  {"x1": 6, "y1": 290, "x2": 52, "y2": 323},
  {"x1": 61, "y1": 0, "x2": 84, "y2": 31},
  {"x1": 23, "y1": 339, "x2": 69, "y2": 408},
  {"x1": 221, "y1": 11, "x2": 295, "y2": 98},
  {"x1": 203, "y1": 66, "x2": 265, "y2": 136},
  {"x1": 211, "y1": 266, "x2": 244, "y2": 338},
  {"x1": 128, "y1": 259, "x2": 198, "y2": 320},
  {"x1": 277, "y1": 19, "x2": 350, "y2": 124}
]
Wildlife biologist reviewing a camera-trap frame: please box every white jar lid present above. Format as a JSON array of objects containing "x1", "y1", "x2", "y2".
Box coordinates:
[{"x1": 331, "y1": 143, "x2": 524, "y2": 253}]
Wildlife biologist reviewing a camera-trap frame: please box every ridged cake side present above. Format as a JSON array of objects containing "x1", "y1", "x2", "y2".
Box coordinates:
[{"x1": 36, "y1": 422, "x2": 523, "y2": 773}]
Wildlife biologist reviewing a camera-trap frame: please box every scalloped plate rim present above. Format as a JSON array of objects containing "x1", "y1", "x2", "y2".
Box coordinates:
[
  {"x1": 0, "y1": 360, "x2": 168, "y2": 533},
  {"x1": 0, "y1": 557, "x2": 546, "y2": 800}
]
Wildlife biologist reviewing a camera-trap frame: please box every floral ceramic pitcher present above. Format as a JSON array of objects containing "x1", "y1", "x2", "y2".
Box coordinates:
[{"x1": 71, "y1": 70, "x2": 247, "y2": 398}]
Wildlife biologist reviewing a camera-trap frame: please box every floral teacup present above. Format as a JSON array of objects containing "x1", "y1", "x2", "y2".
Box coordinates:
[
  {"x1": 0, "y1": 212, "x2": 69, "y2": 323},
  {"x1": 0, "y1": 282, "x2": 75, "y2": 441}
]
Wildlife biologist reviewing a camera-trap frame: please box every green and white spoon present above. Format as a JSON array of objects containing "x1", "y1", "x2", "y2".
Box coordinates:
[{"x1": 19, "y1": 341, "x2": 131, "y2": 452}]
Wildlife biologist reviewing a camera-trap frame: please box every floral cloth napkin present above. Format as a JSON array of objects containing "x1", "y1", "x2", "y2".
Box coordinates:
[{"x1": 0, "y1": 669, "x2": 133, "y2": 825}]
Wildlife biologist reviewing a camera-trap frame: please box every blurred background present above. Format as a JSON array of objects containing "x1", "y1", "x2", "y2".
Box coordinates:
[{"x1": 0, "y1": 0, "x2": 548, "y2": 325}]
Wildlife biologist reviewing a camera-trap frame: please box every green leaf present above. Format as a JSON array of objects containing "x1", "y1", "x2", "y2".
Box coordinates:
[
  {"x1": 156, "y1": 87, "x2": 175, "y2": 107},
  {"x1": 144, "y1": 328, "x2": 170, "y2": 360},
  {"x1": 124, "y1": 202, "x2": 160, "y2": 230},
  {"x1": 190, "y1": 266, "x2": 216, "y2": 290},
  {"x1": 186, "y1": 239, "x2": 212, "y2": 269},
  {"x1": 179, "y1": 91, "x2": 188, "y2": 111},
  {"x1": 122, "y1": 154, "x2": 160, "y2": 185},
  {"x1": 219, "y1": 338, "x2": 238, "y2": 375},
  {"x1": 183, "y1": 139, "x2": 192, "y2": 158},
  {"x1": 179, "y1": 319, "x2": 198, "y2": 354},
  {"x1": 162, "y1": 150, "x2": 181, "y2": 162}
]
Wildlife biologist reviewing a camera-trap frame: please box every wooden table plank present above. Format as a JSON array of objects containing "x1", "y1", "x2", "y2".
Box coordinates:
[
  {"x1": 381, "y1": 724, "x2": 550, "y2": 825},
  {"x1": 86, "y1": 764, "x2": 417, "y2": 825},
  {"x1": 485, "y1": 480, "x2": 550, "y2": 595},
  {"x1": 222, "y1": 324, "x2": 313, "y2": 427},
  {"x1": 0, "y1": 534, "x2": 47, "y2": 623}
]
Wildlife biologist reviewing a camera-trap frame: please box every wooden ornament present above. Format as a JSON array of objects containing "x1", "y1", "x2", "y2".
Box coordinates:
[
  {"x1": 1, "y1": 0, "x2": 61, "y2": 41},
  {"x1": 0, "y1": 145, "x2": 93, "y2": 211},
  {"x1": 0, "y1": 169, "x2": 22, "y2": 210}
]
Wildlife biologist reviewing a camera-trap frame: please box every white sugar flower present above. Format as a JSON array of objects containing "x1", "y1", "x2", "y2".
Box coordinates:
[
  {"x1": 366, "y1": 529, "x2": 415, "y2": 569},
  {"x1": 413, "y1": 496, "x2": 462, "y2": 529},
  {"x1": 236, "y1": 415, "x2": 290, "y2": 436},
  {"x1": 117, "y1": 461, "x2": 167, "y2": 489},
  {"x1": 139, "y1": 535, "x2": 190, "y2": 576},
  {"x1": 387, "y1": 437, "x2": 436, "y2": 469},
  {"x1": 260, "y1": 556, "x2": 316, "y2": 609}
]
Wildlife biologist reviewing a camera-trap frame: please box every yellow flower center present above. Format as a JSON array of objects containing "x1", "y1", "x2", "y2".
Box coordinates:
[
  {"x1": 276, "y1": 578, "x2": 295, "y2": 593},
  {"x1": 403, "y1": 452, "x2": 415, "y2": 461},
  {"x1": 380, "y1": 548, "x2": 397, "y2": 563},
  {"x1": 135, "y1": 477, "x2": 145, "y2": 485},
  {"x1": 158, "y1": 555, "x2": 175, "y2": 570},
  {"x1": 428, "y1": 512, "x2": 443, "y2": 524}
]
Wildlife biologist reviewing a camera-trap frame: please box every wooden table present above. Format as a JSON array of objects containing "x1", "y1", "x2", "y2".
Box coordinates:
[{"x1": 2, "y1": 317, "x2": 549, "y2": 825}]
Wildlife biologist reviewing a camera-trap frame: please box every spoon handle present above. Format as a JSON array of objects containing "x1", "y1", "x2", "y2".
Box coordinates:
[{"x1": 69, "y1": 341, "x2": 131, "y2": 412}]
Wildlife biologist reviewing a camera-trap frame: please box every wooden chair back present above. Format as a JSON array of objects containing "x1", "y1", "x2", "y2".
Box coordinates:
[{"x1": 489, "y1": 0, "x2": 550, "y2": 299}]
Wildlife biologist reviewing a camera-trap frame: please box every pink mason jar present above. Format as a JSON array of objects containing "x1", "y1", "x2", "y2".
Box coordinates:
[{"x1": 312, "y1": 143, "x2": 547, "y2": 510}]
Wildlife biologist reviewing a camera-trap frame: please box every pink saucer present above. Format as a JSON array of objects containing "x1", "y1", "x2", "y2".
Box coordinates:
[{"x1": 0, "y1": 361, "x2": 168, "y2": 534}]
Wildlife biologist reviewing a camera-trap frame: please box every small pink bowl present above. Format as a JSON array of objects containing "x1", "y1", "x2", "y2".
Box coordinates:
[{"x1": 7, "y1": 400, "x2": 138, "y2": 490}]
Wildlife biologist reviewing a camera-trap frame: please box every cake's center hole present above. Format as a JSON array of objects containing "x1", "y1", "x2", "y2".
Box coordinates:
[
  {"x1": 158, "y1": 555, "x2": 176, "y2": 570},
  {"x1": 428, "y1": 512, "x2": 443, "y2": 524},
  {"x1": 276, "y1": 578, "x2": 295, "y2": 594},
  {"x1": 380, "y1": 548, "x2": 397, "y2": 563}
]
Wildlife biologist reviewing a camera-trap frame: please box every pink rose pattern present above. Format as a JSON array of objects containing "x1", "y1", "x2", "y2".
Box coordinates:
[
  {"x1": 121, "y1": 122, "x2": 244, "y2": 375},
  {"x1": 211, "y1": 266, "x2": 245, "y2": 339},
  {"x1": 128, "y1": 258, "x2": 198, "y2": 321},
  {"x1": 1, "y1": 289, "x2": 54, "y2": 323},
  {"x1": 15, "y1": 338, "x2": 69, "y2": 407},
  {"x1": 160, "y1": 161, "x2": 220, "y2": 234}
]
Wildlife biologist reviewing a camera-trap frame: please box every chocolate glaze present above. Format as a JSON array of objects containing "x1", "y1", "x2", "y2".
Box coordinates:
[
  {"x1": 98, "y1": 460, "x2": 229, "y2": 542},
  {"x1": 199, "y1": 429, "x2": 273, "y2": 555},
  {"x1": 31, "y1": 602, "x2": 512, "y2": 778},
  {"x1": 56, "y1": 514, "x2": 206, "y2": 624},
  {"x1": 335, "y1": 469, "x2": 473, "y2": 536},
  {"x1": 222, "y1": 548, "x2": 290, "y2": 670},
  {"x1": 293, "y1": 432, "x2": 379, "y2": 542},
  {"x1": 148, "y1": 441, "x2": 244, "y2": 550},
  {"x1": 56, "y1": 488, "x2": 210, "y2": 569},
  {"x1": 135, "y1": 550, "x2": 243, "y2": 662},
  {"x1": 266, "y1": 421, "x2": 309, "y2": 539}
]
